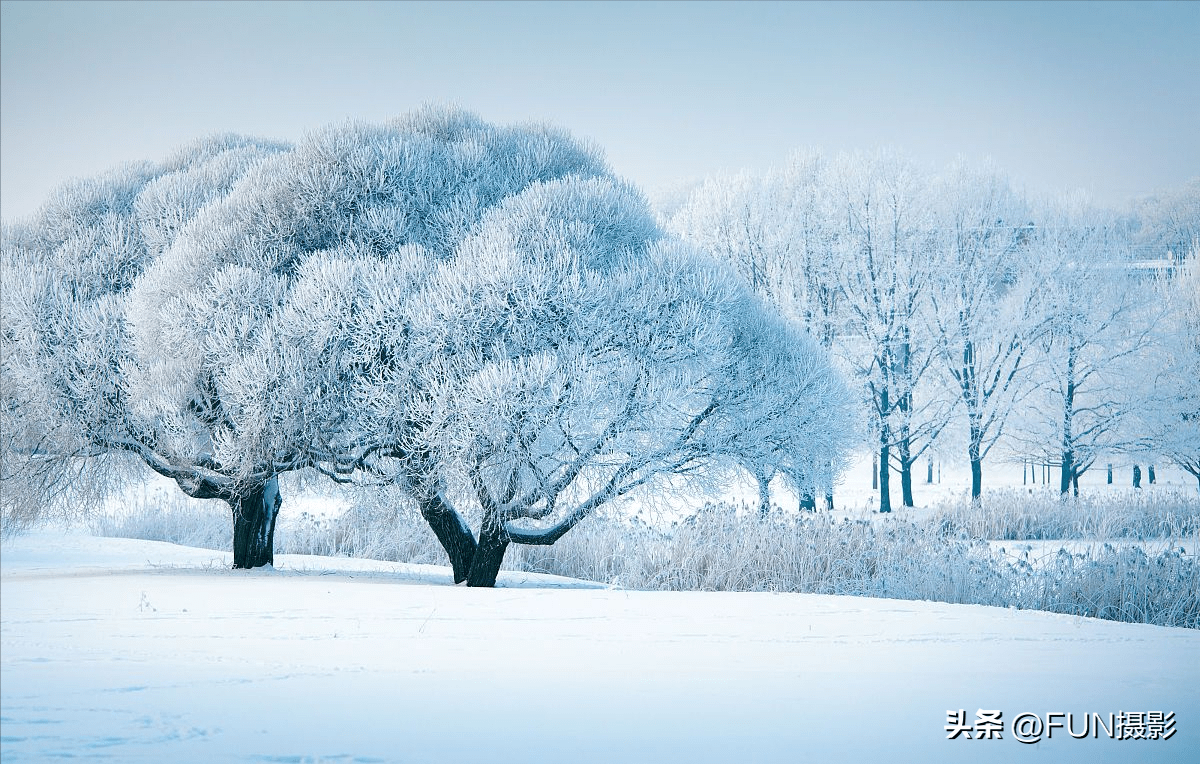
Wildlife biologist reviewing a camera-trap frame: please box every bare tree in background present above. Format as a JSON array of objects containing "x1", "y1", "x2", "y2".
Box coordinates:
[
  {"x1": 1133, "y1": 242, "x2": 1200, "y2": 489},
  {"x1": 827, "y1": 151, "x2": 944, "y2": 511},
  {"x1": 1010, "y1": 200, "x2": 1155, "y2": 496},
  {"x1": 926, "y1": 162, "x2": 1045, "y2": 500}
]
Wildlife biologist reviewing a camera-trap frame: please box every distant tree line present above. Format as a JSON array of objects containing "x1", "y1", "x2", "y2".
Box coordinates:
[{"x1": 666, "y1": 155, "x2": 1199, "y2": 509}]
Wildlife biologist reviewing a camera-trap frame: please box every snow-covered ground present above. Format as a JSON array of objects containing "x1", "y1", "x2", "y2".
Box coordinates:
[{"x1": 2, "y1": 532, "x2": 1196, "y2": 763}]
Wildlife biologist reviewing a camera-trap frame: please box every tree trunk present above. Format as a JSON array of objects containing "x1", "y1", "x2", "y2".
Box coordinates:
[
  {"x1": 970, "y1": 458, "x2": 982, "y2": 502},
  {"x1": 229, "y1": 477, "x2": 281, "y2": 569},
  {"x1": 1060, "y1": 450, "x2": 1074, "y2": 496},
  {"x1": 419, "y1": 491, "x2": 477, "y2": 584},
  {"x1": 894, "y1": 332, "x2": 914, "y2": 509},
  {"x1": 878, "y1": 379, "x2": 893, "y2": 513},
  {"x1": 968, "y1": 418, "x2": 983, "y2": 501},
  {"x1": 878, "y1": 440, "x2": 892, "y2": 513},
  {"x1": 823, "y1": 456, "x2": 835, "y2": 511},
  {"x1": 899, "y1": 435, "x2": 914, "y2": 508},
  {"x1": 1060, "y1": 346, "x2": 1077, "y2": 498},
  {"x1": 466, "y1": 515, "x2": 510, "y2": 588},
  {"x1": 755, "y1": 469, "x2": 771, "y2": 517}
]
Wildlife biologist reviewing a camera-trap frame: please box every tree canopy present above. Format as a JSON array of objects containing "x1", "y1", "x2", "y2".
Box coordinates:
[{"x1": 2, "y1": 107, "x2": 853, "y2": 582}]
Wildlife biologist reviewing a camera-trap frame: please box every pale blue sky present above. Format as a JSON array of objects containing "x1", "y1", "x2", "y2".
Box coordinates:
[{"x1": 2, "y1": 0, "x2": 1197, "y2": 220}]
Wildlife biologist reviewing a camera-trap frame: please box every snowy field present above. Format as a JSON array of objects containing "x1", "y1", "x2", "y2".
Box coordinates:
[{"x1": 3, "y1": 532, "x2": 1197, "y2": 763}]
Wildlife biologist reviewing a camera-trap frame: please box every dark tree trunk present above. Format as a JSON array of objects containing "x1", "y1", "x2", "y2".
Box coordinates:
[
  {"x1": 419, "y1": 491, "x2": 478, "y2": 584},
  {"x1": 229, "y1": 477, "x2": 281, "y2": 569},
  {"x1": 466, "y1": 515, "x2": 510, "y2": 588},
  {"x1": 799, "y1": 493, "x2": 817, "y2": 512},
  {"x1": 1060, "y1": 346, "x2": 1077, "y2": 498},
  {"x1": 894, "y1": 333, "x2": 914, "y2": 509},
  {"x1": 970, "y1": 458, "x2": 983, "y2": 502},
  {"x1": 824, "y1": 492, "x2": 834, "y2": 511},
  {"x1": 899, "y1": 435, "x2": 914, "y2": 508},
  {"x1": 878, "y1": 381, "x2": 893, "y2": 512},
  {"x1": 1132, "y1": 465, "x2": 1142, "y2": 489},
  {"x1": 754, "y1": 469, "x2": 771, "y2": 517},
  {"x1": 968, "y1": 418, "x2": 983, "y2": 501},
  {"x1": 1060, "y1": 451, "x2": 1074, "y2": 496},
  {"x1": 1148, "y1": 465, "x2": 1156, "y2": 484},
  {"x1": 878, "y1": 440, "x2": 892, "y2": 514},
  {"x1": 1072, "y1": 472, "x2": 1080, "y2": 497}
]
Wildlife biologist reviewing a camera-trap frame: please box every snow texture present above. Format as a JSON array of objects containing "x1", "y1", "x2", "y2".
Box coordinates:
[{"x1": 2, "y1": 532, "x2": 1196, "y2": 762}]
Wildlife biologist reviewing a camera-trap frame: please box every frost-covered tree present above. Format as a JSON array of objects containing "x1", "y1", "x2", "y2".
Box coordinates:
[
  {"x1": 664, "y1": 154, "x2": 1197, "y2": 507},
  {"x1": 120, "y1": 108, "x2": 607, "y2": 567},
  {"x1": 666, "y1": 151, "x2": 841, "y2": 347},
  {"x1": 926, "y1": 163, "x2": 1044, "y2": 500},
  {"x1": 667, "y1": 170, "x2": 780, "y2": 303},
  {"x1": 827, "y1": 151, "x2": 944, "y2": 512},
  {"x1": 666, "y1": 151, "x2": 847, "y2": 510},
  {"x1": 1133, "y1": 243, "x2": 1200, "y2": 489},
  {"x1": 1011, "y1": 201, "x2": 1153, "y2": 495},
  {"x1": 379, "y1": 177, "x2": 852, "y2": 585},
  {"x1": 1, "y1": 135, "x2": 287, "y2": 538},
  {"x1": 1135, "y1": 178, "x2": 1200, "y2": 263},
  {"x1": 3, "y1": 108, "x2": 608, "y2": 566}
]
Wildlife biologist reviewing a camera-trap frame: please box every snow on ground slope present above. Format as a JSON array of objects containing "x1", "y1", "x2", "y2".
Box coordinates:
[{"x1": 2, "y1": 533, "x2": 1197, "y2": 763}]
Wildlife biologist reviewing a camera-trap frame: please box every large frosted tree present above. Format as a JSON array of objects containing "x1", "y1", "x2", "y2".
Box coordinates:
[
  {"x1": 322, "y1": 176, "x2": 853, "y2": 585},
  {"x1": 3, "y1": 108, "x2": 608, "y2": 566},
  {"x1": 121, "y1": 109, "x2": 609, "y2": 567},
  {"x1": 5, "y1": 106, "x2": 851, "y2": 579},
  {"x1": 1, "y1": 135, "x2": 288, "y2": 539}
]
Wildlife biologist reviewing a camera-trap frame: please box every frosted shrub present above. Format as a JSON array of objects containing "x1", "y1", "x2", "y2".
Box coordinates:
[
  {"x1": 1021, "y1": 544, "x2": 1198, "y2": 626},
  {"x1": 89, "y1": 489, "x2": 230, "y2": 551},
  {"x1": 275, "y1": 489, "x2": 446, "y2": 565},
  {"x1": 89, "y1": 485, "x2": 1197, "y2": 628},
  {"x1": 506, "y1": 501, "x2": 1199, "y2": 628},
  {"x1": 930, "y1": 488, "x2": 1199, "y2": 540}
]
